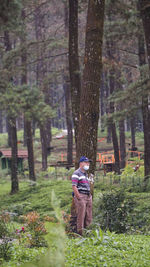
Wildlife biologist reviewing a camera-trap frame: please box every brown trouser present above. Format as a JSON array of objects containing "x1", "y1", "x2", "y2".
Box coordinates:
[{"x1": 74, "y1": 193, "x2": 92, "y2": 235}]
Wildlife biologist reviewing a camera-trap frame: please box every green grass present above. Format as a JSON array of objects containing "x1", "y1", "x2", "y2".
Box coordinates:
[
  {"x1": 1, "y1": 177, "x2": 150, "y2": 266},
  {"x1": 0, "y1": 128, "x2": 148, "y2": 266},
  {"x1": 0, "y1": 178, "x2": 72, "y2": 217}
]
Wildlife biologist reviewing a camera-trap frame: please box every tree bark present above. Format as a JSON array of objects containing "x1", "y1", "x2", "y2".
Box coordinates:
[
  {"x1": 25, "y1": 119, "x2": 36, "y2": 180},
  {"x1": 105, "y1": 70, "x2": 112, "y2": 143},
  {"x1": 4, "y1": 31, "x2": 12, "y2": 147},
  {"x1": 76, "y1": 0, "x2": 105, "y2": 173},
  {"x1": 69, "y1": 0, "x2": 81, "y2": 146},
  {"x1": 138, "y1": 24, "x2": 150, "y2": 180},
  {"x1": 21, "y1": 9, "x2": 36, "y2": 181},
  {"x1": 111, "y1": 120, "x2": 120, "y2": 174},
  {"x1": 64, "y1": 1, "x2": 73, "y2": 165},
  {"x1": 130, "y1": 117, "x2": 136, "y2": 151},
  {"x1": 107, "y1": 41, "x2": 120, "y2": 174},
  {"x1": 139, "y1": 0, "x2": 150, "y2": 70},
  {"x1": 63, "y1": 77, "x2": 73, "y2": 165},
  {"x1": 10, "y1": 117, "x2": 19, "y2": 194},
  {"x1": 35, "y1": 3, "x2": 50, "y2": 169},
  {"x1": 23, "y1": 118, "x2": 27, "y2": 146},
  {"x1": 100, "y1": 72, "x2": 105, "y2": 132},
  {"x1": 119, "y1": 120, "x2": 126, "y2": 169},
  {"x1": 40, "y1": 126, "x2": 47, "y2": 171},
  {"x1": 0, "y1": 111, "x2": 3, "y2": 133}
]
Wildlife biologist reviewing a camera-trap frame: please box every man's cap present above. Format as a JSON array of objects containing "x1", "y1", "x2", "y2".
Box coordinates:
[{"x1": 79, "y1": 156, "x2": 91, "y2": 163}]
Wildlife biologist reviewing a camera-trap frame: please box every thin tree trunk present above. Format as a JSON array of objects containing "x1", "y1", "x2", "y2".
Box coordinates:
[
  {"x1": 35, "y1": 4, "x2": 48, "y2": 169},
  {"x1": 45, "y1": 119, "x2": 52, "y2": 154},
  {"x1": 138, "y1": 24, "x2": 150, "y2": 181},
  {"x1": 25, "y1": 119, "x2": 36, "y2": 180},
  {"x1": 105, "y1": 71, "x2": 112, "y2": 143},
  {"x1": 111, "y1": 121, "x2": 120, "y2": 174},
  {"x1": 23, "y1": 118, "x2": 27, "y2": 146},
  {"x1": 0, "y1": 111, "x2": 3, "y2": 133},
  {"x1": 119, "y1": 120, "x2": 126, "y2": 169},
  {"x1": 130, "y1": 117, "x2": 136, "y2": 151},
  {"x1": 4, "y1": 30, "x2": 18, "y2": 191},
  {"x1": 107, "y1": 41, "x2": 120, "y2": 174},
  {"x1": 76, "y1": 0, "x2": 105, "y2": 173},
  {"x1": 21, "y1": 9, "x2": 36, "y2": 180},
  {"x1": 40, "y1": 126, "x2": 47, "y2": 171},
  {"x1": 139, "y1": 0, "x2": 150, "y2": 69},
  {"x1": 107, "y1": 125, "x2": 112, "y2": 144},
  {"x1": 100, "y1": 72, "x2": 105, "y2": 132},
  {"x1": 10, "y1": 117, "x2": 19, "y2": 194},
  {"x1": 63, "y1": 77, "x2": 73, "y2": 165},
  {"x1": 69, "y1": 0, "x2": 81, "y2": 146},
  {"x1": 64, "y1": 1, "x2": 73, "y2": 165},
  {"x1": 4, "y1": 31, "x2": 11, "y2": 147}
]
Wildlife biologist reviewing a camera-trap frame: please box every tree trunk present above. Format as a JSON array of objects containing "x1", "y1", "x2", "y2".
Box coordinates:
[
  {"x1": 45, "y1": 119, "x2": 52, "y2": 148},
  {"x1": 76, "y1": 0, "x2": 105, "y2": 173},
  {"x1": 35, "y1": 4, "x2": 48, "y2": 170},
  {"x1": 130, "y1": 117, "x2": 136, "y2": 151},
  {"x1": 111, "y1": 121, "x2": 120, "y2": 174},
  {"x1": 105, "y1": 71, "x2": 112, "y2": 143},
  {"x1": 0, "y1": 111, "x2": 3, "y2": 133},
  {"x1": 64, "y1": 1, "x2": 73, "y2": 165},
  {"x1": 40, "y1": 126, "x2": 47, "y2": 171},
  {"x1": 142, "y1": 96, "x2": 150, "y2": 180},
  {"x1": 109, "y1": 75, "x2": 120, "y2": 174},
  {"x1": 107, "y1": 125, "x2": 112, "y2": 144},
  {"x1": 138, "y1": 25, "x2": 150, "y2": 181},
  {"x1": 139, "y1": 0, "x2": 150, "y2": 69},
  {"x1": 69, "y1": 0, "x2": 81, "y2": 146},
  {"x1": 63, "y1": 77, "x2": 73, "y2": 165},
  {"x1": 100, "y1": 72, "x2": 105, "y2": 132},
  {"x1": 25, "y1": 119, "x2": 36, "y2": 180},
  {"x1": 106, "y1": 38, "x2": 120, "y2": 174},
  {"x1": 21, "y1": 9, "x2": 36, "y2": 180},
  {"x1": 10, "y1": 117, "x2": 19, "y2": 194},
  {"x1": 4, "y1": 31, "x2": 12, "y2": 147},
  {"x1": 119, "y1": 120, "x2": 126, "y2": 169},
  {"x1": 23, "y1": 117, "x2": 27, "y2": 146}
]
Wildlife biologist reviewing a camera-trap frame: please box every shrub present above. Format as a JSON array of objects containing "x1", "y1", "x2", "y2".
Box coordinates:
[
  {"x1": 0, "y1": 238, "x2": 12, "y2": 261},
  {"x1": 24, "y1": 211, "x2": 47, "y2": 247},
  {"x1": 94, "y1": 190, "x2": 134, "y2": 233},
  {"x1": 0, "y1": 212, "x2": 12, "y2": 261}
]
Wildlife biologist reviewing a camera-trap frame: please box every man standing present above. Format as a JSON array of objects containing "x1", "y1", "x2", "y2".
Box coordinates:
[{"x1": 72, "y1": 156, "x2": 92, "y2": 235}]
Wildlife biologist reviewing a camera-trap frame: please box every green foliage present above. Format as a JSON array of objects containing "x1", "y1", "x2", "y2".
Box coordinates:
[
  {"x1": 0, "y1": 179, "x2": 72, "y2": 217},
  {"x1": 0, "y1": 238, "x2": 12, "y2": 261},
  {"x1": 0, "y1": 0, "x2": 22, "y2": 30},
  {"x1": 66, "y1": 229, "x2": 150, "y2": 266},
  {"x1": 0, "y1": 84, "x2": 55, "y2": 124},
  {"x1": 94, "y1": 190, "x2": 134, "y2": 233},
  {"x1": 23, "y1": 211, "x2": 47, "y2": 248},
  {"x1": 19, "y1": 85, "x2": 55, "y2": 124},
  {"x1": 0, "y1": 212, "x2": 13, "y2": 261}
]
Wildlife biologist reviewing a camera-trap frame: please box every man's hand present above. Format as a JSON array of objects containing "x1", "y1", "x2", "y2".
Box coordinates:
[{"x1": 72, "y1": 185, "x2": 80, "y2": 200}]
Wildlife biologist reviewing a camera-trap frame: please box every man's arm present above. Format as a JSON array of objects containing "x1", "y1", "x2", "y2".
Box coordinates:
[{"x1": 72, "y1": 185, "x2": 80, "y2": 199}]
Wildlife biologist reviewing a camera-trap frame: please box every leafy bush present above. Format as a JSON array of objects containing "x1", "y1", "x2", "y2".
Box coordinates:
[
  {"x1": 0, "y1": 213, "x2": 10, "y2": 238},
  {"x1": 0, "y1": 238, "x2": 12, "y2": 261},
  {"x1": 0, "y1": 213, "x2": 12, "y2": 261},
  {"x1": 94, "y1": 190, "x2": 134, "y2": 233},
  {"x1": 24, "y1": 211, "x2": 47, "y2": 247}
]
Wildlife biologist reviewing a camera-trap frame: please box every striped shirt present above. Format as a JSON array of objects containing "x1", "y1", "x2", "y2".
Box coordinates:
[{"x1": 72, "y1": 168, "x2": 90, "y2": 194}]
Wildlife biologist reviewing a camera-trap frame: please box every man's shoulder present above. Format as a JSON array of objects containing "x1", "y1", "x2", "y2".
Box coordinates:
[{"x1": 72, "y1": 168, "x2": 80, "y2": 177}]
